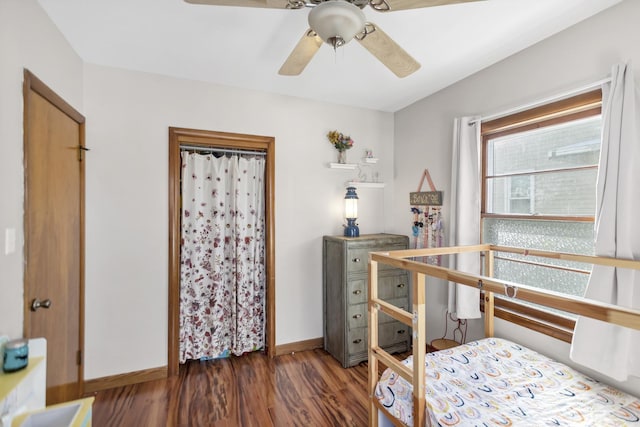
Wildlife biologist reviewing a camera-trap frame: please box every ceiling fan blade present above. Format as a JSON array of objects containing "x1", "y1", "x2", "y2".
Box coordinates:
[
  {"x1": 356, "y1": 23, "x2": 420, "y2": 78},
  {"x1": 183, "y1": 0, "x2": 291, "y2": 8},
  {"x1": 369, "y1": 0, "x2": 483, "y2": 12},
  {"x1": 279, "y1": 29, "x2": 323, "y2": 76}
]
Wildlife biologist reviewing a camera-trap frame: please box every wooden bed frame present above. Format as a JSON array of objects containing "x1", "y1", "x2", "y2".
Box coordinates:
[{"x1": 367, "y1": 244, "x2": 640, "y2": 427}]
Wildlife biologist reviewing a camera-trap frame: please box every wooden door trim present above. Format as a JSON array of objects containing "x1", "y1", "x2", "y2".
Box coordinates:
[
  {"x1": 23, "y1": 69, "x2": 86, "y2": 394},
  {"x1": 168, "y1": 127, "x2": 276, "y2": 376},
  {"x1": 24, "y1": 70, "x2": 85, "y2": 124}
]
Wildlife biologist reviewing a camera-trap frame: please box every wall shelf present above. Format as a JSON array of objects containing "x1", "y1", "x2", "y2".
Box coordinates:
[
  {"x1": 328, "y1": 159, "x2": 378, "y2": 169},
  {"x1": 347, "y1": 181, "x2": 385, "y2": 188},
  {"x1": 329, "y1": 163, "x2": 358, "y2": 170}
]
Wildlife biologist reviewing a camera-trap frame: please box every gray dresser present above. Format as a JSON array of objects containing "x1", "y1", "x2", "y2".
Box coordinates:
[{"x1": 322, "y1": 234, "x2": 410, "y2": 368}]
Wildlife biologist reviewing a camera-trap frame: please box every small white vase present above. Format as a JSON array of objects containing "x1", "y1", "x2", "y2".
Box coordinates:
[{"x1": 337, "y1": 150, "x2": 347, "y2": 164}]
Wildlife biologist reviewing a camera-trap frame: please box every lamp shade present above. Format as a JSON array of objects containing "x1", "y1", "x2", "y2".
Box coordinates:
[
  {"x1": 345, "y1": 197, "x2": 358, "y2": 219},
  {"x1": 308, "y1": 0, "x2": 366, "y2": 47},
  {"x1": 344, "y1": 186, "x2": 358, "y2": 219},
  {"x1": 344, "y1": 186, "x2": 360, "y2": 237}
]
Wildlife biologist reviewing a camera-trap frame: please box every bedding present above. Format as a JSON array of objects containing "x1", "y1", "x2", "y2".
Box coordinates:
[{"x1": 375, "y1": 337, "x2": 640, "y2": 426}]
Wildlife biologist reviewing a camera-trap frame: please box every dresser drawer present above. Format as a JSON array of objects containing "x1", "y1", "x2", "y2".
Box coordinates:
[
  {"x1": 347, "y1": 298, "x2": 406, "y2": 329},
  {"x1": 379, "y1": 322, "x2": 409, "y2": 347},
  {"x1": 348, "y1": 324, "x2": 409, "y2": 355},
  {"x1": 346, "y1": 245, "x2": 407, "y2": 274},
  {"x1": 347, "y1": 303, "x2": 368, "y2": 329},
  {"x1": 347, "y1": 273, "x2": 408, "y2": 305},
  {"x1": 345, "y1": 248, "x2": 370, "y2": 274},
  {"x1": 378, "y1": 274, "x2": 409, "y2": 300},
  {"x1": 347, "y1": 279, "x2": 367, "y2": 305},
  {"x1": 347, "y1": 328, "x2": 367, "y2": 354}
]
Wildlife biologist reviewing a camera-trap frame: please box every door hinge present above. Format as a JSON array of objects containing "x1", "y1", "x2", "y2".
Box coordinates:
[
  {"x1": 77, "y1": 349, "x2": 82, "y2": 366},
  {"x1": 78, "y1": 145, "x2": 90, "y2": 162}
]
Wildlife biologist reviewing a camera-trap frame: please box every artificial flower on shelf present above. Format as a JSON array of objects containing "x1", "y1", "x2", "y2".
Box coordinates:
[
  {"x1": 327, "y1": 130, "x2": 354, "y2": 164},
  {"x1": 327, "y1": 130, "x2": 354, "y2": 151}
]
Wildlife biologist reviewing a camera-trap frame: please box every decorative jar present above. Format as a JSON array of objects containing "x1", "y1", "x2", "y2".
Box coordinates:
[{"x1": 338, "y1": 150, "x2": 347, "y2": 164}]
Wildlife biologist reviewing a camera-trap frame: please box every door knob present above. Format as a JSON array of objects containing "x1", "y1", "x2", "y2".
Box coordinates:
[{"x1": 30, "y1": 298, "x2": 52, "y2": 312}]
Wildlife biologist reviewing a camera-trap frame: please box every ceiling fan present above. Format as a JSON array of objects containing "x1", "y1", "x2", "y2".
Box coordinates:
[{"x1": 184, "y1": 0, "x2": 481, "y2": 78}]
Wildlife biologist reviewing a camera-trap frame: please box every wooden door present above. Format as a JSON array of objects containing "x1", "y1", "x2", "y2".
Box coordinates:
[{"x1": 23, "y1": 70, "x2": 85, "y2": 405}]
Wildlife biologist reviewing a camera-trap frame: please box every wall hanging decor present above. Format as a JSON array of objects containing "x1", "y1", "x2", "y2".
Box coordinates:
[{"x1": 410, "y1": 169, "x2": 444, "y2": 265}]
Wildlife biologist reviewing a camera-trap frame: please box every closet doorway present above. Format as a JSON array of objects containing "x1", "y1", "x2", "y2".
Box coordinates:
[{"x1": 168, "y1": 127, "x2": 275, "y2": 376}]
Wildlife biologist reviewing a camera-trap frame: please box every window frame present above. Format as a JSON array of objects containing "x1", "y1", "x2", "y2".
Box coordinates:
[{"x1": 480, "y1": 89, "x2": 602, "y2": 342}]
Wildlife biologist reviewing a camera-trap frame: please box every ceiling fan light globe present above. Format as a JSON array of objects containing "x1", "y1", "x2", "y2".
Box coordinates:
[{"x1": 308, "y1": 0, "x2": 365, "y2": 46}]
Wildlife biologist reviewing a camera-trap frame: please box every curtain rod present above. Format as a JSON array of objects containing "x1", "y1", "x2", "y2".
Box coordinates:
[
  {"x1": 469, "y1": 76, "x2": 612, "y2": 125},
  {"x1": 180, "y1": 144, "x2": 266, "y2": 157}
]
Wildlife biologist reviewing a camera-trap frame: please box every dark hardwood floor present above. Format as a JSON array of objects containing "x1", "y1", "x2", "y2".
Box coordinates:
[{"x1": 90, "y1": 349, "x2": 372, "y2": 427}]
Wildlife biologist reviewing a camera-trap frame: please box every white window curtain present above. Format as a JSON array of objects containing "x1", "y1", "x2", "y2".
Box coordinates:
[
  {"x1": 448, "y1": 116, "x2": 482, "y2": 319},
  {"x1": 179, "y1": 152, "x2": 266, "y2": 363},
  {"x1": 570, "y1": 63, "x2": 640, "y2": 381}
]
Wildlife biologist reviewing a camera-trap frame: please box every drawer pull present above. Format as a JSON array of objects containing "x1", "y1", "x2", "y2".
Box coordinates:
[
  {"x1": 397, "y1": 283, "x2": 405, "y2": 288},
  {"x1": 352, "y1": 257, "x2": 361, "y2": 263},
  {"x1": 353, "y1": 339, "x2": 362, "y2": 344},
  {"x1": 353, "y1": 289, "x2": 362, "y2": 295},
  {"x1": 353, "y1": 314, "x2": 362, "y2": 319},
  {"x1": 397, "y1": 329, "x2": 406, "y2": 335}
]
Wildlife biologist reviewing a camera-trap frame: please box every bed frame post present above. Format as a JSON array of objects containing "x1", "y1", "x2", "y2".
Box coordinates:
[
  {"x1": 368, "y1": 258, "x2": 379, "y2": 427},
  {"x1": 484, "y1": 249, "x2": 495, "y2": 337},
  {"x1": 484, "y1": 247, "x2": 494, "y2": 277},
  {"x1": 484, "y1": 292, "x2": 495, "y2": 338},
  {"x1": 412, "y1": 272, "x2": 428, "y2": 426}
]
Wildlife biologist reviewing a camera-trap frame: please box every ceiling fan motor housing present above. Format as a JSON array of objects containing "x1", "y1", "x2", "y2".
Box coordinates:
[{"x1": 308, "y1": 0, "x2": 366, "y2": 47}]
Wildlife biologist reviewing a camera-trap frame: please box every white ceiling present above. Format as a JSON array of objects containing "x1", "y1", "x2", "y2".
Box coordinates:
[{"x1": 37, "y1": 0, "x2": 622, "y2": 112}]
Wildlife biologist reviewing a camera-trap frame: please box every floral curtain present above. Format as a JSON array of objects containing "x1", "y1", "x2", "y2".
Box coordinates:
[{"x1": 179, "y1": 151, "x2": 266, "y2": 363}]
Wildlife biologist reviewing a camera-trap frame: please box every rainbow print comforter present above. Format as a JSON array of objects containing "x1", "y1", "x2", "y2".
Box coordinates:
[{"x1": 375, "y1": 338, "x2": 640, "y2": 426}]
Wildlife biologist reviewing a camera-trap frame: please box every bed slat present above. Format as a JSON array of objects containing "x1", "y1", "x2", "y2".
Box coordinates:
[
  {"x1": 371, "y1": 298, "x2": 413, "y2": 325},
  {"x1": 371, "y1": 346, "x2": 413, "y2": 382}
]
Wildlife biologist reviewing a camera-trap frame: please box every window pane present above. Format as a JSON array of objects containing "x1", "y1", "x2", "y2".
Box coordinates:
[
  {"x1": 483, "y1": 218, "x2": 594, "y2": 257},
  {"x1": 485, "y1": 168, "x2": 597, "y2": 215},
  {"x1": 493, "y1": 258, "x2": 588, "y2": 298},
  {"x1": 481, "y1": 98, "x2": 601, "y2": 326},
  {"x1": 483, "y1": 218, "x2": 594, "y2": 315},
  {"x1": 486, "y1": 116, "x2": 601, "y2": 176}
]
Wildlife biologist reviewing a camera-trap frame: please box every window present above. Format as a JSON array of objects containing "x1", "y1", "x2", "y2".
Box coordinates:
[{"x1": 481, "y1": 90, "x2": 602, "y2": 341}]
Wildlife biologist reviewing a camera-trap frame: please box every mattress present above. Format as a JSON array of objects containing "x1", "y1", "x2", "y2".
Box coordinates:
[{"x1": 374, "y1": 337, "x2": 640, "y2": 426}]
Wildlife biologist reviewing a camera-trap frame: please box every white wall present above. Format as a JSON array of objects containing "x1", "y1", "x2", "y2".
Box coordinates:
[
  {"x1": 82, "y1": 64, "x2": 394, "y2": 379},
  {"x1": 0, "y1": 0, "x2": 84, "y2": 338},
  {"x1": 393, "y1": 0, "x2": 640, "y2": 395},
  {"x1": 0, "y1": 0, "x2": 394, "y2": 380}
]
